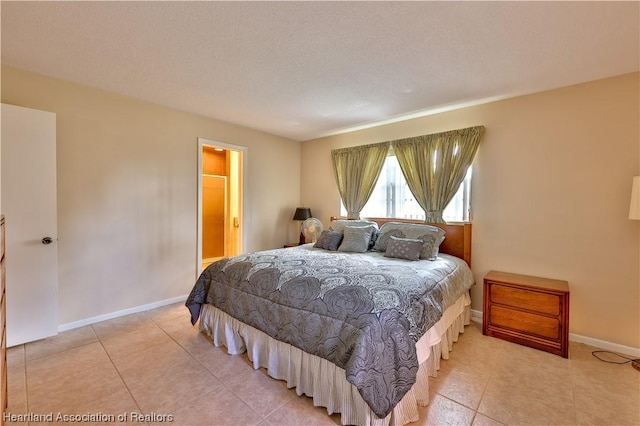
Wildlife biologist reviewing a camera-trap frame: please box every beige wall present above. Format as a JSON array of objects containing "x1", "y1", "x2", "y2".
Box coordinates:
[
  {"x1": 1, "y1": 66, "x2": 301, "y2": 325},
  {"x1": 301, "y1": 72, "x2": 640, "y2": 349},
  {"x1": 2, "y1": 65, "x2": 637, "y2": 348}
]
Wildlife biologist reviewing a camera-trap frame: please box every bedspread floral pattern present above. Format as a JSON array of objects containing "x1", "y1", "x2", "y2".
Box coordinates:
[{"x1": 186, "y1": 247, "x2": 472, "y2": 418}]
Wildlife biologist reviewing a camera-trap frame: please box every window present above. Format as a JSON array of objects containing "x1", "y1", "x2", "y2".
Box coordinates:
[{"x1": 341, "y1": 152, "x2": 472, "y2": 222}]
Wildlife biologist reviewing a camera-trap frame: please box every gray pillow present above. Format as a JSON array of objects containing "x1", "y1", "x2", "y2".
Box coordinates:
[
  {"x1": 328, "y1": 219, "x2": 378, "y2": 233},
  {"x1": 374, "y1": 222, "x2": 445, "y2": 260},
  {"x1": 329, "y1": 219, "x2": 379, "y2": 248},
  {"x1": 313, "y1": 230, "x2": 343, "y2": 251},
  {"x1": 384, "y1": 236, "x2": 423, "y2": 261},
  {"x1": 337, "y1": 225, "x2": 376, "y2": 253},
  {"x1": 417, "y1": 234, "x2": 438, "y2": 260}
]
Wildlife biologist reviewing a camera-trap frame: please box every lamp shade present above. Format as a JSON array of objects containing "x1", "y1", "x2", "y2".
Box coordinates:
[
  {"x1": 630, "y1": 176, "x2": 640, "y2": 220},
  {"x1": 293, "y1": 207, "x2": 312, "y2": 221}
]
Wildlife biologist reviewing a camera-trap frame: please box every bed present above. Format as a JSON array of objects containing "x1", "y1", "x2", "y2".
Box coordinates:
[{"x1": 186, "y1": 217, "x2": 474, "y2": 426}]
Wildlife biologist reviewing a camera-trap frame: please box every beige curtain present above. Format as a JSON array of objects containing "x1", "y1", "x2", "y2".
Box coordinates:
[
  {"x1": 331, "y1": 142, "x2": 390, "y2": 219},
  {"x1": 391, "y1": 126, "x2": 484, "y2": 223}
]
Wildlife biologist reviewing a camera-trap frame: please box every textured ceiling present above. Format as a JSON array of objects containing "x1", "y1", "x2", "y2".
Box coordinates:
[{"x1": 2, "y1": 1, "x2": 638, "y2": 141}]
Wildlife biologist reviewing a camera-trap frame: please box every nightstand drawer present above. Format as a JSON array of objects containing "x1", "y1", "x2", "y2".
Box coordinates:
[
  {"x1": 489, "y1": 305, "x2": 560, "y2": 340},
  {"x1": 490, "y1": 283, "x2": 560, "y2": 316}
]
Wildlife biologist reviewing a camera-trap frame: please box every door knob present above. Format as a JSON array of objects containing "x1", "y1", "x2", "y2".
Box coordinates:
[{"x1": 42, "y1": 237, "x2": 53, "y2": 245}]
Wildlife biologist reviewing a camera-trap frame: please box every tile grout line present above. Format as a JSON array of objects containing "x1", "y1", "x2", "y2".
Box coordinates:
[
  {"x1": 24, "y1": 338, "x2": 99, "y2": 363},
  {"x1": 156, "y1": 312, "x2": 269, "y2": 423},
  {"x1": 23, "y1": 338, "x2": 111, "y2": 397},
  {"x1": 569, "y1": 355, "x2": 578, "y2": 425},
  {"x1": 91, "y1": 322, "x2": 148, "y2": 422},
  {"x1": 471, "y1": 374, "x2": 501, "y2": 425},
  {"x1": 107, "y1": 310, "x2": 231, "y2": 421},
  {"x1": 226, "y1": 375, "x2": 295, "y2": 422},
  {"x1": 148, "y1": 315, "x2": 231, "y2": 422},
  {"x1": 444, "y1": 330, "x2": 507, "y2": 426}
]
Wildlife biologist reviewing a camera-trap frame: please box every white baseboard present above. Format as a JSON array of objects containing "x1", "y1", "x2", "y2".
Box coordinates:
[
  {"x1": 568, "y1": 333, "x2": 640, "y2": 358},
  {"x1": 471, "y1": 308, "x2": 483, "y2": 324},
  {"x1": 58, "y1": 294, "x2": 189, "y2": 333},
  {"x1": 469, "y1": 309, "x2": 640, "y2": 358}
]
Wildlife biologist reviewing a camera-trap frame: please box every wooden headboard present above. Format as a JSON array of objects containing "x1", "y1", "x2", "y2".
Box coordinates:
[{"x1": 330, "y1": 216, "x2": 472, "y2": 266}]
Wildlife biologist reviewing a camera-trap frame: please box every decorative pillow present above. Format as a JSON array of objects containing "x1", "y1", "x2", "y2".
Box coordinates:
[
  {"x1": 329, "y1": 219, "x2": 379, "y2": 248},
  {"x1": 313, "y1": 230, "x2": 343, "y2": 251},
  {"x1": 337, "y1": 225, "x2": 376, "y2": 253},
  {"x1": 373, "y1": 222, "x2": 446, "y2": 260},
  {"x1": 384, "y1": 236, "x2": 423, "y2": 261},
  {"x1": 417, "y1": 234, "x2": 439, "y2": 260}
]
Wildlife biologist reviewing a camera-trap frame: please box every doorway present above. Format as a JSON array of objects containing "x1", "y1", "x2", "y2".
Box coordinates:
[{"x1": 197, "y1": 138, "x2": 246, "y2": 274}]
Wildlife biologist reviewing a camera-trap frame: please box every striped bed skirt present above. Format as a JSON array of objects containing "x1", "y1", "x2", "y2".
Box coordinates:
[{"x1": 198, "y1": 291, "x2": 471, "y2": 426}]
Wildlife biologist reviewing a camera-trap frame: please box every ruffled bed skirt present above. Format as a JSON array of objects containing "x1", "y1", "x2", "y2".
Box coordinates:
[{"x1": 198, "y1": 291, "x2": 471, "y2": 426}]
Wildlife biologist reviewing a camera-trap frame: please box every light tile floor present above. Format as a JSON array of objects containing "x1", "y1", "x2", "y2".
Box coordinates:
[{"x1": 6, "y1": 303, "x2": 640, "y2": 425}]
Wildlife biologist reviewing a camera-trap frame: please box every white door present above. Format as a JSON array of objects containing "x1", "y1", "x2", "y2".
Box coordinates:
[{"x1": 1, "y1": 103, "x2": 58, "y2": 346}]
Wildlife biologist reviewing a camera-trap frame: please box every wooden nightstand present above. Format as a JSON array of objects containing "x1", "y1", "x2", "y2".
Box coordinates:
[{"x1": 483, "y1": 270, "x2": 570, "y2": 358}]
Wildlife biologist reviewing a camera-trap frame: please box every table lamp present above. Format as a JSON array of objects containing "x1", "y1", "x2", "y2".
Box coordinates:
[{"x1": 293, "y1": 207, "x2": 312, "y2": 244}]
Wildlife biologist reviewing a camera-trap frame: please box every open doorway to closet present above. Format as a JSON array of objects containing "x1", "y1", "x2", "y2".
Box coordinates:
[{"x1": 197, "y1": 138, "x2": 246, "y2": 274}]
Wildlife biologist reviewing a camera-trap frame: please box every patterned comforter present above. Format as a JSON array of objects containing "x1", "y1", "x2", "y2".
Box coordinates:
[{"x1": 186, "y1": 245, "x2": 474, "y2": 418}]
